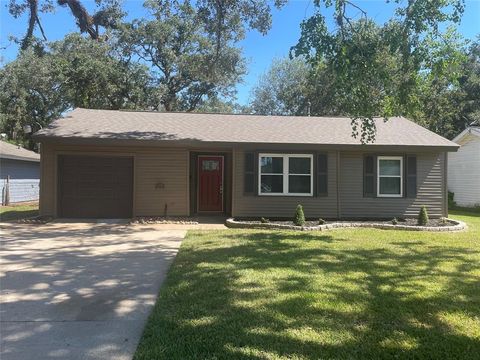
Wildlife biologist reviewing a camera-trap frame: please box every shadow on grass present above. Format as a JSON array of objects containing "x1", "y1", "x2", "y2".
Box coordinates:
[
  {"x1": 135, "y1": 230, "x2": 480, "y2": 360},
  {"x1": 0, "y1": 209, "x2": 38, "y2": 221}
]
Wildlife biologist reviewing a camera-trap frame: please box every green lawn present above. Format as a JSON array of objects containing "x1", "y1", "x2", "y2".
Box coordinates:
[
  {"x1": 135, "y1": 210, "x2": 480, "y2": 360},
  {"x1": 0, "y1": 203, "x2": 39, "y2": 221}
]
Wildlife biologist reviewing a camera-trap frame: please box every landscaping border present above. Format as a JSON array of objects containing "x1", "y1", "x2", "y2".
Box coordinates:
[{"x1": 225, "y1": 218, "x2": 467, "y2": 232}]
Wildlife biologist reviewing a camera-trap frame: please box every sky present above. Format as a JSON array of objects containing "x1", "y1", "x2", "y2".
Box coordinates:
[{"x1": 1, "y1": 0, "x2": 479, "y2": 105}]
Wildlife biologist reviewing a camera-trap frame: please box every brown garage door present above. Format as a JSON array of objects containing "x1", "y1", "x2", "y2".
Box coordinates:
[{"x1": 58, "y1": 155, "x2": 133, "y2": 218}]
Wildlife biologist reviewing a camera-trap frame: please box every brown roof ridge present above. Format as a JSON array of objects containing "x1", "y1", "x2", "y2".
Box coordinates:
[{"x1": 72, "y1": 107, "x2": 405, "y2": 120}]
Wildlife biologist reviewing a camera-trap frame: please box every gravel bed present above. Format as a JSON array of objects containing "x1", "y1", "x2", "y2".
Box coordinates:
[
  {"x1": 247, "y1": 218, "x2": 453, "y2": 227},
  {"x1": 227, "y1": 218, "x2": 466, "y2": 232},
  {"x1": 16, "y1": 216, "x2": 53, "y2": 224},
  {"x1": 131, "y1": 216, "x2": 199, "y2": 225}
]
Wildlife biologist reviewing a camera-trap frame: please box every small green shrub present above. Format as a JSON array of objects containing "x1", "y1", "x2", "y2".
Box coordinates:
[
  {"x1": 418, "y1": 206, "x2": 429, "y2": 226},
  {"x1": 448, "y1": 191, "x2": 456, "y2": 208},
  {"x1": 391, "y1": 217, "x2": 398, "y2": 225},
  {"x1": 260, "y1": 217, "x2": 270, "y2": 223},
  {"x1": 440, "y1": 217, "x2": 448, "y2": 225},
  {"x1": 318, "y1": 218, "x2": 326, "y2": 225},
  {"x1": 293, "y1": 204, "x2": 306, "y2": 226}
]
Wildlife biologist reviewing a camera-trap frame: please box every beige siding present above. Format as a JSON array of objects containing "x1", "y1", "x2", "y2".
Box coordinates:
[
  {"x1": 39, "y1": 144, "x2": 189, "y2": 217},
  {"x1": 39, "y1": 143, "x2": 56, "y2": 216},
  {"x1": 233, "y1": 149, "x2": 338, "y2": 218},
  {"x1": 40, "y1": 142, "x2": 447, "y2": 219},
  {"x1": 135, "y1": 149, "x2": 189, "y2": 216},
  {"x1": 339, "y1": 152, "x2": 445, "y2": 218}
]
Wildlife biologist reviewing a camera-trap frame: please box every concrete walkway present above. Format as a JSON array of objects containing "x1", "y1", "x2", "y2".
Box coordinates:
[{"x1": 0, "y1": 222, "x2": 185, "y2": 360}]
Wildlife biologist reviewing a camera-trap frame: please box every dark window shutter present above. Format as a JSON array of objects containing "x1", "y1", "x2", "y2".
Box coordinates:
[
  {"x1": 364, "y1": 155, "x2": 376, "y2": 197},
  {"x1": 316, "y1": 153, "x2": 328, "y2": 197},
  {"x1": 244, "y1": 152, "x2": 255, "y2": 195},
  {"x1": 405, "y1": 155, "x2": 417, "y2": 198}
]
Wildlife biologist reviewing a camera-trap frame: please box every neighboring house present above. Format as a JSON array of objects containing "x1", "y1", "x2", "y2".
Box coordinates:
[
  {"x1": 33, "y1": 108, "x2": 458, "y2": 219},
  {"x1": 0, "y1": 140, "x2": 40, "y2": 204},
  {"x1": 448, "y1": 126, "x2": 480, "y2": 207}
]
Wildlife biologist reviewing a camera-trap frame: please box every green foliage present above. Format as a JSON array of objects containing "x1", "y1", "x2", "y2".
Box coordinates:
[
  {"x1": 249, "y1": 57, "x2": 338, "y2": 116},
  {"x1": 448, "y1": 191, "x2": 456, "y2": 208},
  {"x1": 418, "y1": 206, "x2": 429, "y2": 226},
  {"x1": 7, "y1": 0, "x2": 124, "y2": 49},
  {"x1": 260, "y1": 217, "x2": 270, "y2": 224},
  {"x1": 292, "y1": 0, "x2": 466, "y2": 143},
  {"x1": 117, "y1": 0, "x2": 285, "y2": 112},
  {"x1": 250, "y1": 57, "x2": 310, "y2": 116},
  {"x1": 0, "y1": 203, "x2": 38, "y2": 221},
  {"x1": 318, "y1": 218, "x2": 326, "y2": 225},
  {"x1": 0, "y1": 34, "x2": 151, "y2": 147},
  {"x1": 293, "y1": 204, "x2": 306, "y2": 226},
  {"x1": 391, "y1": 218, "x2": 398, "y2": 225},
  {"x1": 134, "y1": 211, "x2": 480, "y2": 360}
]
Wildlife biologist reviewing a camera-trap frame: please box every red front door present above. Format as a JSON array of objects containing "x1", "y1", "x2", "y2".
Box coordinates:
[{"x1": 198, "y1": 156, "x2": 224, "y2": 212}]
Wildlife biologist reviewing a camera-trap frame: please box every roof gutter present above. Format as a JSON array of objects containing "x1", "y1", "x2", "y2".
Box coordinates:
[{"x1": 32, "y1": 135, "x2": 460, "y2": 152}]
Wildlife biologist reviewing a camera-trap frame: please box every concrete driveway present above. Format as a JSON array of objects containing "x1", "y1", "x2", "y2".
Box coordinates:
[{"x1": 0, "y1": 222, "x2": 185, "y2": 360}]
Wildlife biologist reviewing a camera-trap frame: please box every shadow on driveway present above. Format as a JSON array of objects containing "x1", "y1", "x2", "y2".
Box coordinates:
[{"x1": 0, "y1": 222, "x2": 185, "y2": 360}]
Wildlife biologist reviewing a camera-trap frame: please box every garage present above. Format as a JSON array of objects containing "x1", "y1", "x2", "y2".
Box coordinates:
[{"x1": 58, "y1": 155, "x2": 133, "y2": 218}]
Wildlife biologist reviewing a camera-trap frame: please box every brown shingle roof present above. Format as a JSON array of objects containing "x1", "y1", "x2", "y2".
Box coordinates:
[
  {"x1": 0, "y1": 140, "x2": 40, "y2": 162},
  {"x1": 34, "y1": 108, "x2": 458, "y2": 149}
]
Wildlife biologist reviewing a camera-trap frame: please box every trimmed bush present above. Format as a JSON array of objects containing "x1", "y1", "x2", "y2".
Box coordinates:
[
  {"x1": 318, "y1": 218, "x2": 326, "y2": 225},
  {"x1": 448, "y1": 191, "x2": 456, "y2": 208},
  {"x1": 293, "y1": 205, "x2": 306, "y2": 226},
  {"x1": 418, "y1": 206, "x2": 429, "y2": 226}
]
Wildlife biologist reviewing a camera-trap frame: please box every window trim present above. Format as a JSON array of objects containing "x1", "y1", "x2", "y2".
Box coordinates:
[
  {"x1": 258, "y1": 153, "x2": 314, "y2": 196},
  {"x1": 377, "y1": 156, "x2": 403, "y2": 198}
]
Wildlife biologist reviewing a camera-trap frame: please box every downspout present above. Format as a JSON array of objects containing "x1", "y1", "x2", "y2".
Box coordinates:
[
  {"x1": 231, "y1": 148, "x2": 236, "y2": 218},
  {"x1": 444, "y1": 152, "x2": 448, "y2": 218},
  {"x1": 336, "y1": 151, "x2": 341, "y2": 219}
]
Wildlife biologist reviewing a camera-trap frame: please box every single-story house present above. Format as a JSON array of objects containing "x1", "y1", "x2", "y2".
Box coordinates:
[
  {"x1": 33, "y1": 108, "x2": 458, "y2": 219},
  {"x1": 448, "y1": 126, "x2": 480, "y2": 207},
  {"x1": 0, "y1": 140, "x2": 40, "y2": 204}
]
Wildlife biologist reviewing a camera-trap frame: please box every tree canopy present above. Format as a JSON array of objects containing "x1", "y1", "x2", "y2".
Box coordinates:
[
  {"x1": 2, "y1": 0, "x2": 479, "y2": 148},
  {"x1": 0, "y1": 34, "x2": 151, "y2": 147},
  {"x1": 291, "y1": 0, "x2": 468, "y2": 142}
]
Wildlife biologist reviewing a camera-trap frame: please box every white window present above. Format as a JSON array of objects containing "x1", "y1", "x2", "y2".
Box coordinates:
[
  {"x1": 377, "y1": 156, "x2": 403, "y2": 197},
  {"x1": 258, "y1": 154, "x2": 313, "y2": 196}
]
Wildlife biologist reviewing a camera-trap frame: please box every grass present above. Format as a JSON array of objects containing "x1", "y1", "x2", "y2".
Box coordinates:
[
  {"x1": 135, "y1": 210, "x2": 480, "y2": 359},
  {"x1": 0, "y1": 203, "x2": 39, "y2": 221}
]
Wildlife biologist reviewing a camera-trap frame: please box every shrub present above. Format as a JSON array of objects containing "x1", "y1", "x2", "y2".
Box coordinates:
[
  {"x1": 391, "y1": 217, "x2": 398, "y2": 225},
  {"x1": 448, "y1": 191, "x2": 456, "y2": 208},
  {"x1": 260, "y1": 217, "x2": 270, "y2": 223},
  {"x1": 417, "y1": 206, "x2": 429, "y2": 226},
  {"x1": 318, "y1": 218, "x2": 326, "y2": 225},
  {"x1": 293, "y1": 204, "x2": 306, "y2": 226}
]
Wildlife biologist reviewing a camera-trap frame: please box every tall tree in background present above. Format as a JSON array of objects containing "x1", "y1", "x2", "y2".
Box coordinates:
[
  {"x1": 0, "y1": 34, "x2": 151, "y2": 147},
  {"x1": 292, "y1": 0, "x2": 466, "y2": 142},
  {"x1": 117, "y1": 0, "x2": 286, "y2": 111},
  {"x1": 7, "y1": 0, "x2": 124, "y2": 49},
  {"x1": 249, "y1": 57, "x2": 339, "y2": 116},
  {"x1": 250, "y1": 58, "x2": 311, "y2": 116}
]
